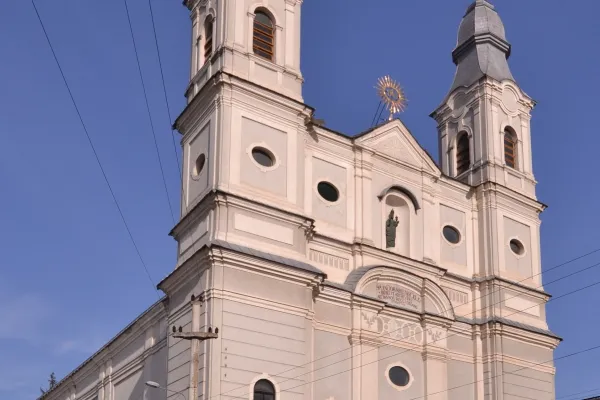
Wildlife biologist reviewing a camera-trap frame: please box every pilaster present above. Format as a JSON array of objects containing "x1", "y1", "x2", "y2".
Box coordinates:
[{"x1": 422, "y1": 319, "x2": 449, "y2": 400}]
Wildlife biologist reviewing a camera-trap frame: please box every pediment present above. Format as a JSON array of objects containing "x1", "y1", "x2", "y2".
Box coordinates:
[{"x1": 355, "y1": 120, "x2": 440, "y2": 175}]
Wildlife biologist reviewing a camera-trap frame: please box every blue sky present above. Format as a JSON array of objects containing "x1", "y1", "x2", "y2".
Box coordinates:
[{"x1": 1, "y1": 0, "x2": 599, "y2": 399}]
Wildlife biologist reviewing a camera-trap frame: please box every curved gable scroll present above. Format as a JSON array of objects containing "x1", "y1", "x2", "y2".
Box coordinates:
[
  {"x1": 377, "y1": 185, "x2": 421, "y2": 212},
  {"x1": 347, "y1": 266, "x2": 455, "y2": 320}
]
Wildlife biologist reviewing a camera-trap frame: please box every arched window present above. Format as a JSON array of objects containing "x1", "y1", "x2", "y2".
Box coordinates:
[
  {"x1": 253, "y1": 10, "x2": 275, "y2": 61},
  {"x1": 504, "y1": 128, "x2": 517, "y2": 169},
  {"x1": 203, "y1": 17, "x2": 213, "y2": 63},
  {"x1": 253, "y1": 379, "x2": 275, "y2": 400},
  {"x1": 456, "y1": 133, "x2": 470, "y2": 175}
]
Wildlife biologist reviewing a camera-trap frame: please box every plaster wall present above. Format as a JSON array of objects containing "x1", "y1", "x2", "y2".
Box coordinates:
[
  {"x1": 218, "y1": 298, "x2": 309, "y2": 400},
  {"x1": 377, "y1": 347, "x2": 424, "y2": 400},
  {"x1": 503, "y1": 362, "x2": 554, "y2": 400},
  {"x1": 503, "y1": 216, "x2": 533, "y2": 278},
  {"x1": 240, "y1": 117, "x2": 288, "y2": 197},
  {"x1": 311, "y1": 157, "x2": 348, "y2": 228},
  {"x1": 186, "y1": 121, "x2": 211, "y2": 206},
  {"x1": 313, "y1": 330, "x2": 351, "y2": 400},
  {"x1": 447, "y1": 360, "x2": 475, "y2": 400}
]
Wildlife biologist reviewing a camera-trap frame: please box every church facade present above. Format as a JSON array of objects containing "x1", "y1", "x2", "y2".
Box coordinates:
[{"x1": 41, "y1": 1, "x2": 560, "y2": 400}]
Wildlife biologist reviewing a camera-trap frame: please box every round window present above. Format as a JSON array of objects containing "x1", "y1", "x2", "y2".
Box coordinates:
[
  {"x1": 388, "y1": 366, "x2": 410, "y2": 387},
  {"x1": 193, "y1": 153, "x2": 206, "y2": 177},
  {"x1": 442, "y1": 225, "x2": 461, "y2": 244},
  {"x1": 510, "y1": 239, "x2": 525, "y2": 255},
  {"x1": 251, "y1": 147, "x2": 275, "y2": 167},
  {"x1": 317, "y1": 181, "x2": 339, "y2": 203}
]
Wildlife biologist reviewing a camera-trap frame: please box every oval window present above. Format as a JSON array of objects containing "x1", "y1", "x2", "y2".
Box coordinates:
[
  {"x1": 510, "y1": 239, "x2": 525, "y2": 255},
  {"x1": 442, "y1": 225, "x2": 461, "y2": 244},
  {"x1": 317, "y1": 181, "x2": 339, "y2": 203},
  {"x1": 388, "y1": 366, "x2": 410, "y2": 387},
  {"x1": 251, "y1": 147, "x2": 275, "y2": 167},
  {"x1": 193, "y1": 153, "x2": 206, "y2": 177}
]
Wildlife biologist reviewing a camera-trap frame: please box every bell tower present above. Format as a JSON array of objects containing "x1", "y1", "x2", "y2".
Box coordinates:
[
  {"x1": 431, "y1": 0, "x2": 537, "y2": 199},
  {"x1": 432, "y1": 1, "x2": 546, "y2": 289},
  {"x1": 173, "y1": 0, "x2": 312, "y2": 262},
  {"x1": 184, "y1": 0, "x2": 304, "y2": 104}
]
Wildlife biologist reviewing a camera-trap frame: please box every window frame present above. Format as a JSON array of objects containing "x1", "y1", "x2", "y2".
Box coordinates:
[
  {"x1": 455, "y1": 132, "x2": 471, "y2": 175},
  {"x1": 384, "y1": 362, "x2": 414, "y2": 392},
  {"x1": 504, "y1": 128, "x2": 518, "y2": 169},
  {"x1": 252, "y1": 9, "x2": 275, "y2": 62},
  {"x1": 203, "y1": 16, "x2": 214, "y2": 64},
  {"x1": 252, "y1": 377, "x2": 277, "y2": 400},
  {"x1": 442, "y1": 225, "x2": 462, "y2": 246}
]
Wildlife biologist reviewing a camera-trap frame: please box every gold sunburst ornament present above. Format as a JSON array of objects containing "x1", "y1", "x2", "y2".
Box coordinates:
[{"x1": 376, "y1": 75, "x2": 406, "y2": 121}]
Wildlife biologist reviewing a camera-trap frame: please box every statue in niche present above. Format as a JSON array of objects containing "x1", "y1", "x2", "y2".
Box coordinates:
[{"x1": 385, "y1": 209, "x2": 400, "y2": 248}]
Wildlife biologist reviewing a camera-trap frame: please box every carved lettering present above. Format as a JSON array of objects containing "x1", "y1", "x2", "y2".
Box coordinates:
[{"x1": 376, "y1": 284, "x2": 421, "y2": 310}]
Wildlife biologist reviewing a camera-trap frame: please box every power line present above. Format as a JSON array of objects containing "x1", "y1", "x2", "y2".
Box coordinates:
[
  {"x1": 269, "y1": 259, "x2": 600, "y2": 393},
  {"x1": 122, "y1": 0, "x2": 176, "y2": 223},
  {"x1": 406, "y1": 341, "x2": 600, "y2": 400},
  {"x1": 297, "y1": 276, "x2": 600, "y2": 400},
  {"x1": 31, "y1": 0, "x2": 159, "y2": 298},
  {"x1": 207, "y1": 246, "x2": 600, "y2": 400},
  {"x1": 558, "y1": 387, "x2": 600, "y2": 400},
  {"x1": 216, "y1": 255, "x2": 600, "y2": 400},
  {"x1": 503, "y1": 381, "x2": 553, "y2": 395},
  {"x1": 370, "y1": 101, "x2": 383, "y2": 127},
  {"x1": 146, "y1": 0, "x2": 182, "y2": 177}
]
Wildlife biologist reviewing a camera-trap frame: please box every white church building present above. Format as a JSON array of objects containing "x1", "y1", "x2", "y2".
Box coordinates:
[{"x1": 40, "y1": 0, "x2": 561, "y2": 399}]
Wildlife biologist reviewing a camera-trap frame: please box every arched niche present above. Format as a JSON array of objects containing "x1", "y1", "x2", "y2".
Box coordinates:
[
  {"x1": 377, "y1": 185, "x2": 420, "y2": 211},
  {"x1": 379, "y1": 189, "x2": 417, "y2": 257}
]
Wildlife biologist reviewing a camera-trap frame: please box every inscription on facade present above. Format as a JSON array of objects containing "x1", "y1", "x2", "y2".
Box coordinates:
[
  {"x1": 309, "y1": 249, "x2": 349, "y2": 271},
  {"x1": 376, "y1": 284, "x2": 421, "y2": 310}
]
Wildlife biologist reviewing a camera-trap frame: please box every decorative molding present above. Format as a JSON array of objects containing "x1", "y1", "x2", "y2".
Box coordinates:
[
  {"x1": 360, "y1": 311, "x2": 424, "y2": 345},
  {"x1": 309, "y1": 249, "x2": 349, "y2": 271},
  {"x1": 442, "y1": 286, "x2": 469, "y2": 306}
]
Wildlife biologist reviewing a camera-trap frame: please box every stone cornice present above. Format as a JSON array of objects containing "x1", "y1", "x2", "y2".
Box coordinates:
[
  {"x1": 317, "y1": 284, "x2": 353, "y2": 307},
  {"x1": 443, "y1": 272, "x2": 551, "y2": 300},
  {"x1": 215, "y1": 246, "x2": 324, "y2": 287},
  {"x1": 175, "y1": 71, "x2": 313, "y2": 134},
  {"x1": 172, "y1": 188, "x2": 315, "y2": 241},
  {"x1": 475, "y1": 181, "x2": 545, "y2": 212},
  {"x1": 452, "y1": 33, "x2": 511, "y2": 65},
  {"x1": 158, "y1": 246, "x2": 212, "y2": 296}
]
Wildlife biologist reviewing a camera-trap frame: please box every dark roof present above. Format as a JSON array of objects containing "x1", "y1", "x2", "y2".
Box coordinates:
[{"x1": 449, "y1": 0, "x2": 515, "y2": 93}]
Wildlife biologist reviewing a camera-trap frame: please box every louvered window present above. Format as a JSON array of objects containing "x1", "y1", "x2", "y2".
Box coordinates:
[
  {"x1": 456, "y1": 134, "x2": 471, "y2": 175},
  {"x1": 204, "y1": 18, "x2": 213, "y2": 62},
  {"x1": 504, "y1": 129, "x2": 517, "y2": 169},
  {"x1": 253, "y1": 11, "x2": 274, "y2": 61}
]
